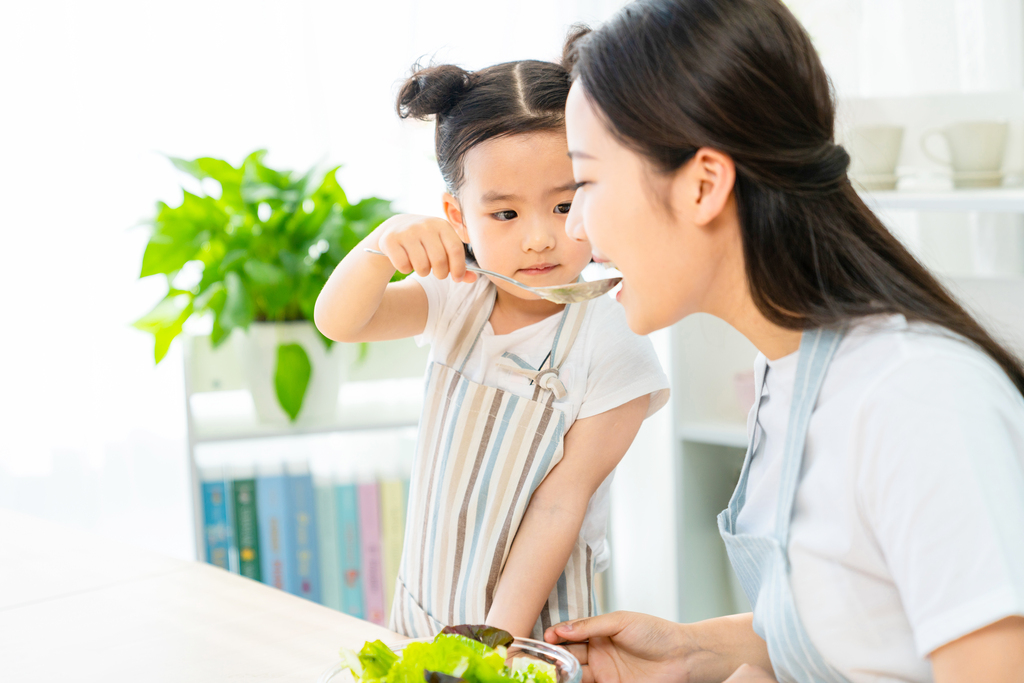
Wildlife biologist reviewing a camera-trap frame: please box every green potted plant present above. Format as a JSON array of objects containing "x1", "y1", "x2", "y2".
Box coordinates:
[{"x1": 133, "y1": 150, "x2": 398, "y2": 422}]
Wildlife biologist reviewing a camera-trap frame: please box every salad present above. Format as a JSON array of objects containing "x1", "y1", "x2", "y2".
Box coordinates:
[{"x1": 339, "y1": 625, "x2": 559, "y2": 683}]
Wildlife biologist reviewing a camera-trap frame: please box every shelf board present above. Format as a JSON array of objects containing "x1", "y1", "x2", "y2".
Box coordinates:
[
  {"x1": 860, "y1": 188, "x2": 1024, "y2": 213},
  {"x1": 677, "y1": 421, "x2": 749, "y2": 449},
  {"x1": 188, "y1": 378, "x2": 422, "y2": 443}
]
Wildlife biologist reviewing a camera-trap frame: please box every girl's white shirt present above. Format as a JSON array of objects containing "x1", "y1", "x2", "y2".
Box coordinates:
[
  {"x1": 736, "y1": 314, "x2": 1024, "y2": 682},
  {"x1": 412, "y1": 274, "x2": 670, "y2": 572}
]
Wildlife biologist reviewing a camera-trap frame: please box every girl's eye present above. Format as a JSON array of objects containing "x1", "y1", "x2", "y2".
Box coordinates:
[
  {"x1": 493, "y1": 210, "x2": 517, "y2": 221},
  {"x1": 554, "y1": 202, "x2": 572, "y2": 215}
]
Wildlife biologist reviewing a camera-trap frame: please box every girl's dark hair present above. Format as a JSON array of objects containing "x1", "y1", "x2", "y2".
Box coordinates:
[
  {"x1": 397, "y1": 60, "x2": 571, "y2": 193},
  {"x1": 566, "y1": 0, "x2": 1024, "y2": 396}
]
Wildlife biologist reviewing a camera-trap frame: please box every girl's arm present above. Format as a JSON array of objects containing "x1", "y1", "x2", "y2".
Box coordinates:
[
  {"x1": 486, "y1": 394, "x2": 650, "y2": 637},
  {"x1": 313, "y1": 214, "x2": 473, "y2": 343},
  {"x1": 931, "y1": 616, "x2": 1024, "y2": 683}
]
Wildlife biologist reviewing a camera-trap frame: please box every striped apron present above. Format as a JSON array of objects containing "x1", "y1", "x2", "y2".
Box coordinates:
[
  {"x1": 389, "y1": 285, "x2": 596, "y2": 640},
  {"x1": 718, "y1": 328, "x2": 853, "y2": 683}
]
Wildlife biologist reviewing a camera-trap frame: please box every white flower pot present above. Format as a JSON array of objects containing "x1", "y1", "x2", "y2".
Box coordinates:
[{"x1": 235, "y1": 321, "x2": 352, "y2": 424}]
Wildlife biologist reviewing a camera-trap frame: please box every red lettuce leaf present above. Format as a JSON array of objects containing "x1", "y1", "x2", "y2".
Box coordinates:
[
  {"x1": 423, "y1": 670, "x2": 468, "y2": 683},
  {"x1": 439, "y1": 624, "x2": 514, "y2": 649}
]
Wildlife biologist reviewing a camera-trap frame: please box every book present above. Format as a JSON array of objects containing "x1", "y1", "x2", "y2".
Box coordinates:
[
  {"x1": 336, "y1": 481, "x2": 364, "y2": 619},
  {"x1": 358, "y1": 481, "x2": 386, "y2": 625},
  {"x1": 256, "y1": 469, "x2": 296, "y2": 592},
  {"x1": 231, "y1": 478, "x2": 261, "y2": 581},
  {"x1": 378, "y1": 477, "x2": 407, "y2": 619},
  {"x1": 314, "y1": 474, "x2": 342, "y2": 611},
  {"x1": 287, "y1": 463, "x2": 321, "y2": 603},
  {"x1": 199, "y1": 466, "x2": 231, "y2": 571}
]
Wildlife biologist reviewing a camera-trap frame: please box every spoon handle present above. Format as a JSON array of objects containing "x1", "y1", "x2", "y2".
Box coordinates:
[{"x1": 362, "y1": 248, "x2": 534, "y2": 292}]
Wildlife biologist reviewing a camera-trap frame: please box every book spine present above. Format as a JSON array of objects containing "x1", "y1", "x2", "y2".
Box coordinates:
[
  {"x1": 335, "y1": 483, "x2": 364, "y2": 619},
  {"x1": 378, "y1": 478, "x2": 407, "y2": 620},
  {"x1": 288, "y1": 472, "x2": 321, "y2": 603},
  {"x1": 358, "y1": 482, "x2": 386, "y2": 625},
  {"x1": 231, "y1": 479, "x2": 261, "y2": 581},
  {"x1": 201, "y1": 477, "x2": 231, "y2": 570},
  {"x1": 315, "y1": 479, "x2": 342, "y2": 610},
  {"x1": 256, "y1": 475, "x2": 295, "y2": 592}
]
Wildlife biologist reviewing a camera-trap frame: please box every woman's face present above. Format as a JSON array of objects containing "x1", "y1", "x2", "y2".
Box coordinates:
[{"x1": 564, "y1": 82, "x2": 737, "y2": 335}]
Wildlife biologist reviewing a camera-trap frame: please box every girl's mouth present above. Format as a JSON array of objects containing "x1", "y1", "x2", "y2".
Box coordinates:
[{"x1": 517, "y1": 263, "x2": 558, "y2": 276}]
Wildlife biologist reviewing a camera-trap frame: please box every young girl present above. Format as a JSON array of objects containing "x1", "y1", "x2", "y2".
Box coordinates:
[{"x1": 315, "y1": 59, "x2": 669, "y2": 639}]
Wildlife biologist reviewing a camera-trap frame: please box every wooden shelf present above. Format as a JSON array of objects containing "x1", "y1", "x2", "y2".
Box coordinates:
[
  {"x1": 188, "y1": 378, "x2": 422, "y2": 443},
  {"x1": 677, "y1": 421, "x2": 749, "y2": 449},
  {"x1": 861, "y1": 188, "x2": 1024, "y2": 213}
]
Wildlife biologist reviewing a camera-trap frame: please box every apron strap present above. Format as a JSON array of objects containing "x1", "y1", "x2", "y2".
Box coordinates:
[
  {"x1": 773, "y1": 326, "x2": 846, "y2": 547},
  {"x1": 446, "y1": 283, "x2": 498, "y2": 372},
  {"x1": 724, "y1": 359, "x2": 769, "y2": 531}
]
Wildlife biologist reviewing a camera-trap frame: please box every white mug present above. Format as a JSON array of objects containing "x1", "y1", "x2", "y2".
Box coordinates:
[
  {"x1": 921, "y1": 121, "x2": 1008, "y2": 188},
  {"x1": 847, "y1": 125, "x2": 904, "y2": 190}
]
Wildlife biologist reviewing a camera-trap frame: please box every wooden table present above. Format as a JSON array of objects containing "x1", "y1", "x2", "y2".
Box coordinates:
[{"x1": 0, "y1": 509, "x2": 400, "y2": 682}]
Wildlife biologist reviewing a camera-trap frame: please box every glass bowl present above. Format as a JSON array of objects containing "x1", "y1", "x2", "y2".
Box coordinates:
[{"x1": 317, "y1": 636, "x2": 582, "y2": 683}]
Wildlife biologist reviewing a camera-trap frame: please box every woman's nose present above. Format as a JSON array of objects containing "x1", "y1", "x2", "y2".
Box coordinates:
[{"x1": 565, "y1": 201, "x2": 588, "y2": 242}]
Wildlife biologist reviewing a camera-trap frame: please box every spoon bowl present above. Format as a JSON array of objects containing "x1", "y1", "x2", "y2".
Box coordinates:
[{"x1": 364, "y1": 248, "x2": 620, "y2": 304}]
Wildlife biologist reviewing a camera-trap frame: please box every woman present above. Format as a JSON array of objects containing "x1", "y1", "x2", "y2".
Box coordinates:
[{"x1": 544, "y1": 1, "x2": 1024, "y2": 681}]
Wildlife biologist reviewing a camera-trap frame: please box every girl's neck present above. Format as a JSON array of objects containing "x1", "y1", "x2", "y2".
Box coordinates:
[{"x1": 489, "y1": 286, "x2": 565, "y2": 336}]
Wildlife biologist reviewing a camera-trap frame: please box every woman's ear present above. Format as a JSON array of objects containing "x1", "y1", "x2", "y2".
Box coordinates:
[
  {"x1": 670, "y1": 148, "x2": 736, "y2": 227},
  {"x1": 442, "y1": 193, "x2": 470, "y2": 244}
]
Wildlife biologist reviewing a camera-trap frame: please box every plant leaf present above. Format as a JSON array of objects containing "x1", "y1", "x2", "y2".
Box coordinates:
[
  {"x1": 218, "y1": 271, "x2": 254, "y2": 331},
  {"x1": 243, "y1": 260, "x2": 287, "y2": 287},
  {"x1": 132, "y1": 293, "x2": 193, "y2": 363},
  {"x1": 274, "y1": 343, "x2": 311, "y2": 421},
  {"x1": 439, "y1": 625, "x2": 514, "y2": 650}
]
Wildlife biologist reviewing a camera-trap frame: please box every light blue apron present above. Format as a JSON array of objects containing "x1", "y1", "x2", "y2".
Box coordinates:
[{"x1": 717, "y1": 328, "x2": 853, "y2": 683}]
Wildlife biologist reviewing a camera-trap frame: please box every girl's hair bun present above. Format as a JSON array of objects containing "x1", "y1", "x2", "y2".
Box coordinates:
[
  {"x1": 396, "y1": 64, "x2": 472, "y2": 120},
  {"x1": 561, "y1": 24, "x2": 592, "y2": 73}
]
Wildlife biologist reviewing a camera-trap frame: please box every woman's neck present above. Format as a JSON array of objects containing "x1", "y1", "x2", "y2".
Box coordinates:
[
  {"x1": 700, "y1": 229, "x2": 802, "y2": 360},
  {"x1": 489, "y1": 285, "x2": 565, "y2": 336}
]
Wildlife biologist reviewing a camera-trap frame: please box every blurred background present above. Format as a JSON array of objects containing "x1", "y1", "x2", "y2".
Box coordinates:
[{"x1": 2, "y1": 0, "x2": 1024, "y2": 624}]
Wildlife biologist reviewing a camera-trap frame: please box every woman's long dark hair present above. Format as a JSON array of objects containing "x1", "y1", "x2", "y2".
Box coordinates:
[{"x1": 565, "y1": 0, "x2": 1024, "y2": 396}]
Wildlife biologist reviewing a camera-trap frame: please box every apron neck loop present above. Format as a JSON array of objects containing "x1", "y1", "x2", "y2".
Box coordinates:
[{"x1": 773, "y1": 326, "x2": 847, "y2": 547}]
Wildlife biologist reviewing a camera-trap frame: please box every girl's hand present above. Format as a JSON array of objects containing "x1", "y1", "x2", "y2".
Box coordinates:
[{"x1": 375, "y1": 214, "x2": 476, "y2": 283}]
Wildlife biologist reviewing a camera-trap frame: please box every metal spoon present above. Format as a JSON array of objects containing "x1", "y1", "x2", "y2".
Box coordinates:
[{"x1": 363, "y1": 248, "x2": 621, "y2": 304}]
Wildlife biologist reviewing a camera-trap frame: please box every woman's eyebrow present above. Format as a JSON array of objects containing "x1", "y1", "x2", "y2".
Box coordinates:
[
  {"x1": 567, "y1": 150, "x2": 597, "y2": 160},
  {"x1": 550, "y1": 182, "x2": 580, "y2": 195}
]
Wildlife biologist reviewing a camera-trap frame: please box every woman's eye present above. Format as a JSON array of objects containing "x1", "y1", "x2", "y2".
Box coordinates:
[
  {"x1": 554, "y1": 202, "x2": 572, "y2": 215},
  {"x1": 493, "y1": 210, "x2": 517, "y2": 221}
]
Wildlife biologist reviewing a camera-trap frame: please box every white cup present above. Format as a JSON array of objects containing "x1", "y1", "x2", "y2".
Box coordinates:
[
  {"x1": 847, "y1": 125, "x2": 904, "y2": 190},
  {"x1": 921, "y1": 121, "x2": 1008, "y2": 188}
]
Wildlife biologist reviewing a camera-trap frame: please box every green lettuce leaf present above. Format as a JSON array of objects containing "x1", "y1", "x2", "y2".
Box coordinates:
[{"x1": 359, "y1": 640, "x2": 400, "y2": 679}]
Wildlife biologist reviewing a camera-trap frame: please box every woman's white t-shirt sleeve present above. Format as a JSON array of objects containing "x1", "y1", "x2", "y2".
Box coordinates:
[
  {"x1": 856, "y1": 352, "x2": 1024, "y2": 656},
  {"x1": 577, "y1": 299, "x2": 670, "y2": 420}
]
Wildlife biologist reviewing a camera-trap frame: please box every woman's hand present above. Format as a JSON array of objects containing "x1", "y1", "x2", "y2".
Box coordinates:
[
  {"x1": 545, "y1": 611, "x2": 772, "y2": 683},
  {"x1": 723, "y1": 664, "x2": 776, "y2": 682},
  {"x1": 545, "y1": 611, "x2": 693, "y2": 683},
  {"x1": 375, "y1": 214, "x2": 476, "y2": 283}
]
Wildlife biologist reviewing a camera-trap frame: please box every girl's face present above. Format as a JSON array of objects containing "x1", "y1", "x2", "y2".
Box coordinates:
[
  {"x1": 563, "y1": 82, "x2": 740, "y2": 335},
  {"x1": 446, "y1": 131, "x2": 592, "y2": 300}
]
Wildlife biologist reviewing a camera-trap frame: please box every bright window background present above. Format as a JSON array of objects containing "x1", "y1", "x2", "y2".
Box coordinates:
[{"x1": 0, "y1": 0, "x2": 627, "y2": 561}]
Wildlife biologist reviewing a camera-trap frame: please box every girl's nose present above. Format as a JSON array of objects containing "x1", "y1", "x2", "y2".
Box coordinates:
[
  {"x1": 565, "y1": 201, "x2": 587, "y2": 242},
  {"x1": 524, "y1": 219, "x2": 557, "y2": 252}
]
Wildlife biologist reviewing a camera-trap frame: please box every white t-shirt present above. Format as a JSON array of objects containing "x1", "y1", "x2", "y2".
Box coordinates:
[
  {"x1": 736, "y1": 315, "x2": 1024, "y2": 682},
  {"x1": 413, "y1": 274, "x2": 670, "y2": 571}
]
